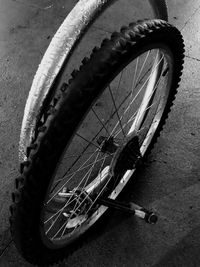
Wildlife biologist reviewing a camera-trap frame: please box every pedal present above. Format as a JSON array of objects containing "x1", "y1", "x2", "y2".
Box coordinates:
[
  {"x1": 130, "y1": 202, "x2": 158, "y2": 224},
  {"x1": 97, "y1": 197, "x2": 158, "y2": 224}
]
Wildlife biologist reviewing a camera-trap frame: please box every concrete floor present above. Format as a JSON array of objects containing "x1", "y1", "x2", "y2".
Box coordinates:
[{"x1": 0, "y1": 0, "x2": 200, "y2": 266}]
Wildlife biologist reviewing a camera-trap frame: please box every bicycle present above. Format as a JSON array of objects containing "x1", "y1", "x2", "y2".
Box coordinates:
[{"x1": 9, "y1": 1, "x2": 185, "y2": 266}]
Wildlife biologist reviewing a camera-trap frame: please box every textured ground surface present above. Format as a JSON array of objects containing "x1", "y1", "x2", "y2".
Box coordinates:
[{"x1": 1, "y1": 0, "x2": 200, "y2": 266}]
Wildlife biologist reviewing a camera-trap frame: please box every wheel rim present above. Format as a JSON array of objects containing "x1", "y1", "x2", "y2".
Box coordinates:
[{"x1": 41, "y1": 46, "x2": 173, "y2": 247}]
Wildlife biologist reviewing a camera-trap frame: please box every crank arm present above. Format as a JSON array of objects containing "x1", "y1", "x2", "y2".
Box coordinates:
[{"x1": 97, "y1": 197, "x2": 158, "y2": 224}]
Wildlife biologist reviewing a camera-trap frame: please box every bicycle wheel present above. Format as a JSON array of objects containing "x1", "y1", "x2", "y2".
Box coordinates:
[
  {"x1": 10, "y1": 19, "x2": 184, "y2": 266},
  {"x1": 19, "y1": 0, "x2": 168, "y2": 163}
]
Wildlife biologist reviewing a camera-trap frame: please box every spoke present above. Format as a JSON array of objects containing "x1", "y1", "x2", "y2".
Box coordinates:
[
  {"x1": 47, "y1": 149, "x2": 98, "y2": 204},
  {"x1": 134, "y1": 57, "x2": 139, "y2": 86},
  {"x1": 105, "y1": 91, "x2": 134, "y2": 138},
  {"x1": 45, "y1": 158, "x2": 99, "y2": 235},
  {"x1": 125, "y1": 56, "x2": 142, "y2": 133},
  {"x1": 45, "y1": 208, "x2": 65, "y2": 235},
  {"x1": 63, "y1": 151, "x2": 96, "y2": 159},
  {"x1": 52, "y1": 220, "x2": 68, "y2": 239},
  {"x1": 97, "y1": 153, "x2": 107, "y2": 177},
  {"x1": 82, "y1": 150, "x2": 101, "y2": 189},
  {"x1": 50, "y1": 153, "x2": 111, "y2": 237},
  {"x1": 51, "y1": 152, "x2": 101, "y2": 238},
  {"x1": 44, "y1": 153, "x2": 112, "y2": 226},
  {"x1": 135, "y1": 50, "x2": 151, "y2": 85},
  {"x1": 69, "y1": 150, "x2": 101, "y2": 213},
  {"x1": 108, "y1": 85, "x2": 126, "y2": 138},
  {"x1": 49, "y1": 187, "x2": 89, "y2": 237},
  {"x1": 54, "y1": 155, "x2": 108, "y2": 184},
  {"x1": 111, "y1": 53, "x2": 164, "y2": 137},
  {"x1": 116, "y1": 71, "x2": 124, "y2": 96},
  {"x1": 60, "y1": 141, "x2": 99, "y2": 183},
  {"x1": 108, "y1": 71, "x2": 124, "y2": 122},
  {"x1": 44, "y1": 197, "x2": 75, "y2": 225},
  {"x1": 107, "y1": 56, "x2": 152, "y2": 139},
  {"x1": 91, "y1": 91, "x2": 133, "y2": 141},
  {"x1": 114, "y1": 65, "x2": 165, "y2": 139},
  {"x1": 85, "y1": 171, "x2": 112, "y2": 215},
  {"x1": 141, "y1": 105, "x2": 163, "y2": 144},
  {"x1": 76, "y1": 133, "x2": 101, "y2": 150},
  {"x1": 123, "y1": 63, "x2": 154, "y2": 118},
  {"x1": 55, "y1": 99, "x2": 127, "y2": 186},
  {"x1": 55, "y1": 132, "x2": 102, "y2": 187},
  {"x1": 109, "y1": 69, "x2": 151, "y2": 138},
  {"x1": 91, "y1": 107, "x2": 110, "y2": 136},
  {"x1": 113, "y1": 51, "x2": 158, "y2": 137},
  {"x1": 60, "y1": 151, "x2": 101, "y2": 237},
  {"x1": 69, "y1": 157, "x2": 109, "y2": 236},
  {"x1": 134, "y1": 50, "x2": 160, "y2": 130},
  {"x1": 114, "y1": 99, "x2": 159, "y2": 138},
  {"x1": 114, "y1": 111, "x2": 137, "y2": 138},
  {"x1": 66, "y1": 101, "x2": 126, "y2": 176},
  {"x1": 53, "y1": 194, "x2": 89, "y2": 238},
  {"x1": 63, "y1": 152, "x2": 110, "y2": 221},
  {"x1": 132, "y1": 53, "x2": 164, "y2": 132},
  {"x1": 108, "y1": 66, "x2": 153, "y2": 139},
  {"x1": 47, "y1": 103, "x2": 125, "y2": 206}
]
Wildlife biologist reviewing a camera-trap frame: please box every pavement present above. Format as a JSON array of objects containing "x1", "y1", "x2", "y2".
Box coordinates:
[{"x1": 0, "y1": 0, "x2": 200, "y2": 266}]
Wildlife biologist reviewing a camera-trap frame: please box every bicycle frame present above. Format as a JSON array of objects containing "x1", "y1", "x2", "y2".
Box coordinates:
[{"x1": 19, "y1": 0, "x2": 168, "y2": 163}]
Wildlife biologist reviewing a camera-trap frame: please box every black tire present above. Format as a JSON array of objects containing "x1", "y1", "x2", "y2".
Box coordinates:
[{"x1": 10, "y1": 19, "x2": 184, "y2": 266}]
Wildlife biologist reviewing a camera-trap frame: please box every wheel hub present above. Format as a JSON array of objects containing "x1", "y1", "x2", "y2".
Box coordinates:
[
  {"x1": 97, "y1": 136, "x2": 118, "y2": 154},
  {"x1": 112, "y1": 135, "x2": 142, "y2": 174},
  {"x1": 97, "y1": 135, "x2": 142, "y2": 174}
]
